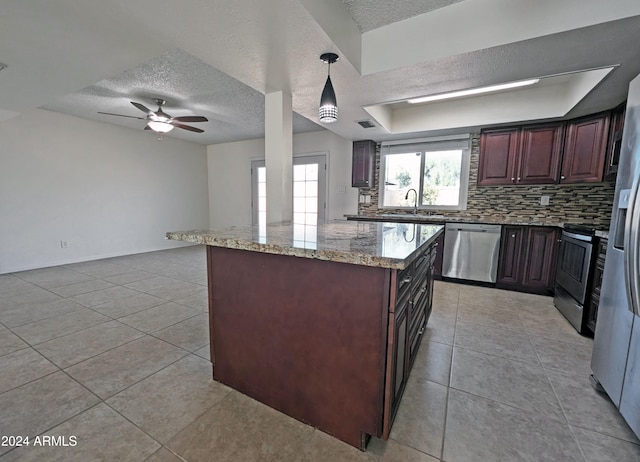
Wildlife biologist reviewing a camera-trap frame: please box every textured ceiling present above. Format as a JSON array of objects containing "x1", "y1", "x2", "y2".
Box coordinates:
[
  {"x1": 342, "y1": 0, "x2": 464, "y2": 32},
  {"x1": 42, "y1": 50, "x2": 321, "y2": 145},
  {"x1": 2, "y1": 1, "x2": 640, "y2": 145}
]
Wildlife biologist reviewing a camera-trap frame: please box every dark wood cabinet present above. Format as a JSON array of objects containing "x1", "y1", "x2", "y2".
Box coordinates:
[
  {"x1": 560, "y1": 113, "x2": 610, "y2": 183},
  {"x1": 497, "y1": 226, "x2": 559, "y2": 294},
  {"x1": 605, "y1": 103, "x2": 626, "y2": 181},
  {"x1": 479, "y1": 109, "x2": 616, "y2": 186},
  {"x1": 387, "y1": 237, "x2": 438, "y2": 427},
  {"x1": 352, "y1": 140, "x2": 376, "y2": 188},
  {"x1": 478, "y1": 123, "x2": 563, "y2": 185},
  {"x1": 518, "y1": 123, "x2": 564, "y2": 184},
  {"x1": 478, "y1": 128, "x2": 520, "y2": 185},
  {"x1": 587, "y1": 237, "x2": 607, "y2": 334},
  {"x1": 207, "y1": 229, "x2": 442, "y2": 450},
  {"x1": 521, "y1": 227, "x2": 560, "y2": 289},
  {"x1": 497, "y1": 226, "x2": 525, "y2": 285}
]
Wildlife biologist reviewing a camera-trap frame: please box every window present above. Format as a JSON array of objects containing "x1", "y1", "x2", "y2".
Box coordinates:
[{"x1": 380, "y1": 137, "x2": 470, "y2": 210}]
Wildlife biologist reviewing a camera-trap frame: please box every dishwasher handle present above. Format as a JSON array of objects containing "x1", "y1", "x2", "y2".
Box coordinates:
[{"x1": 446, "y1": 225, "x2": 501, "y2": 234}]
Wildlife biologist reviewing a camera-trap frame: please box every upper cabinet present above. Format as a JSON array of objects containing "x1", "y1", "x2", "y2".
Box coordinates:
[
  {"x1": 519, "y1": 123, "x2": 564, "y2": 184},
  {"x1": 478, "y1": 122, "x2": 563, "y2": 186},
  {"x1": 477, "y1": 128, "x2": 520, "y2": 186},
  {"x1": 605, "y1": 102, "x2": 626, "y2": 181},
  {"x1": 561, "y1": 113, "x2": 609, "y2": 184},
  {"x1": 479, "y1": 111, "x2": 612, "y2": 186},
  {"x1": 352, "y1": 140, "x2": 376, "y2": 188}
]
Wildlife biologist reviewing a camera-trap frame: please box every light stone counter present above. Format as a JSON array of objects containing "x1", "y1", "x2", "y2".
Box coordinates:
[
  {"x1": 345, "y1": 214, "x2": 610, "y2": 236},
  {"x1": 167, "y1": 220, "x2": 443, "y2": 270}
]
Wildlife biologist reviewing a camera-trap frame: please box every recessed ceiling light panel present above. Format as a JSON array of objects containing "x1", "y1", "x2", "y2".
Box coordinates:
[{"x1": 408, "y1": 78, "x2": 540, "y2": 104}]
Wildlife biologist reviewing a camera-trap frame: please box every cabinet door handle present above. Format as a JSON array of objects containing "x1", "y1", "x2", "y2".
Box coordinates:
[
  {"x1": 517, "y1": 177, "x2": 521, "y2": 181},
  {"x1": 511, "y1": 177, "x2": 515, "y2": 182},
  {"x1": 511, "y1": 234, "x2": 516, "y2": 238},
  {"x1": 561, "y1": 175, "x2": 566, "y2": 180},
  {"x1": 402, "y1": 277, "x2": 412, "y2": 284}
]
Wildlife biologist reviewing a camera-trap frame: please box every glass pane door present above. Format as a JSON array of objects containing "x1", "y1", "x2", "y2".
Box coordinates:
[{"x1": 251, "y1": 155, "x2": 326, "y2": 241}]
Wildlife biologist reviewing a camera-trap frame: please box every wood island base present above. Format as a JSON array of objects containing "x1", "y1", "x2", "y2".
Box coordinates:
[{"x1": 205, "y1": 238, "x2": 438, "y2": 450}]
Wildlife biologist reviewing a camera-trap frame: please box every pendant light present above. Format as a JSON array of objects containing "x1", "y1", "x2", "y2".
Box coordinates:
[{"x1": 319, "y1": 53, "x2": 339, "y2": 123}]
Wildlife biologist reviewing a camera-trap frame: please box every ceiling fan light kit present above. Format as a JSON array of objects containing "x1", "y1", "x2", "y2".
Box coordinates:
[
  {"x1": 319, "y1": 52, "x2": 339, "y2": 123},
  {"x1": 147, "y1": 120, "x2": 174, "y2": 133}
]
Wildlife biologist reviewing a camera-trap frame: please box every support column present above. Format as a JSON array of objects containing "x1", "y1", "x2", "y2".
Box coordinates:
[{"x1": 265, "y1": 90, "x2": 293, "y2": 223}]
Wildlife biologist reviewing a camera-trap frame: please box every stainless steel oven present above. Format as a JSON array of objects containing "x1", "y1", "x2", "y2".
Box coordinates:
[{"x1": 554, "y1": 225, "x2": 596, "y2": 335}]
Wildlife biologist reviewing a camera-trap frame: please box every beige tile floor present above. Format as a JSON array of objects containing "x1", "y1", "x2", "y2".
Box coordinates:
[{"x1": 1, "y1": 245, "x2": 640, "y2": 461}]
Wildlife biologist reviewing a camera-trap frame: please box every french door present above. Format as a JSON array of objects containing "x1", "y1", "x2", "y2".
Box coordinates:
[{"x1": 251, "y1": 154, "x2": 327, "y2": 247}]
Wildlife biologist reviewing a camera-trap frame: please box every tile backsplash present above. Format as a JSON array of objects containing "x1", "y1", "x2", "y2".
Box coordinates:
[{"x1": 357, "y1": 135, "x2": 616, "y2": 229}]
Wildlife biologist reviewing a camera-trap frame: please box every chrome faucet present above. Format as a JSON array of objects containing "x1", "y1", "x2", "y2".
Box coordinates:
[{"x1": 405, "y1": 188, "x2": 418, "y2": 214}]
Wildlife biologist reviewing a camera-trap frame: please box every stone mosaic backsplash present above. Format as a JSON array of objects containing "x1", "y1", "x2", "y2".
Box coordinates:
[{"x1": 357, "y1": 135, "x2": 616, "y2": 230}]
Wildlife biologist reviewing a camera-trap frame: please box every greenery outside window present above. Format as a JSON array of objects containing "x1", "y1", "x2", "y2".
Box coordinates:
[{"x1": 379, "y1": 137, "x2": 471, "y2": 211}]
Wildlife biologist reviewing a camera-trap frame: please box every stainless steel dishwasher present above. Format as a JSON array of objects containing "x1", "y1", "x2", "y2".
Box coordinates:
[{"x1": 442, "y1": 223, "x2": 502, "y2": 283}]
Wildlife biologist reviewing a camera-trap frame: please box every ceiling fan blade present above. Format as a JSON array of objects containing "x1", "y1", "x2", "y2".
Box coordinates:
[
  {"x1": 98, "y1": 111, "x2": 146, "y2": 120},
  {"x1": 172, "y1": 115, "x2": 208, "y2": 123},
  {"x1": 172, "y1": 122, "x2": 204, "y2": 133},
  {"x1": 131, "y1": 101, "x2": 152, "y2": 114}
]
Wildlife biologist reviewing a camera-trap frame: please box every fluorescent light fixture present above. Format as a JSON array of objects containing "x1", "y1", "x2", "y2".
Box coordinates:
[{"x1": 407, "y1": 78, "x2": 540, "y2": 104}]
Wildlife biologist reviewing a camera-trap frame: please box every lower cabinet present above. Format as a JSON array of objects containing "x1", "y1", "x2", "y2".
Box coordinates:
[
  {"x1": 497, "y1": 226, "x2": 560, "y2": 294},
  {"x1": 387, "y1": 237, "x2": 437, "y2": 430}
]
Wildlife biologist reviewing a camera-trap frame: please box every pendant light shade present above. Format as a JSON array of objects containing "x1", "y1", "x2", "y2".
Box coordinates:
[{"x1": 319, "y1": 53, "x2": 339, "y2": 123}]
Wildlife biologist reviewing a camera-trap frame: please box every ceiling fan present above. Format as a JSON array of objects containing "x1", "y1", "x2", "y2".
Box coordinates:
[{"x1": 98, "y1": 98, "x2": 208, "y2": 134}]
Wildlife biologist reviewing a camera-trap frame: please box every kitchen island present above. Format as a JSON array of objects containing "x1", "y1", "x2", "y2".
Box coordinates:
[{"x1": 167, "y1": 220, "x2": 443, "y2": 450}]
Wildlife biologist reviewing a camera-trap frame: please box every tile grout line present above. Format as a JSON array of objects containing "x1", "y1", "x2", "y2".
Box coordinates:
[
  {"x1": 438, "y1": 284, "x2": 461, "y2": 462},
  {"x1": 521, "y1": 306, "x2": 590, "y2": 462}
]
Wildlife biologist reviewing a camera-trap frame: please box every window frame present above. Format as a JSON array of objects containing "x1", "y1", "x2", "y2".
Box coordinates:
[{"x1": 378, "y1": 136, "x2": 471, "y2": 211}]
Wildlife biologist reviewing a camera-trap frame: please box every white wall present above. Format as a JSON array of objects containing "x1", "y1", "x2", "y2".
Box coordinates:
[
  {"x1": 207, "y1": 130, "x2": 358, "y2": 228},
  {"x1": 0, "y1": 109, "x2": 209, "y2": 273}
]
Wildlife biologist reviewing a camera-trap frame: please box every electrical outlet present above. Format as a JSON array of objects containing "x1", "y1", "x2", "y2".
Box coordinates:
[
  {"x1": 60, "y1": 240, "x2": 68, "y2": 248},
  {"x1": 364, "y1": 195, "x2": 371, "y2": 204},
  {"x1": 540, "y1": 195, "x2": 550, "y2": 206}
]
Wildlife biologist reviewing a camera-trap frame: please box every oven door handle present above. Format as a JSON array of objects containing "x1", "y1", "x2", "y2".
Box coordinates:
[{"x1": 561, "y1": 231, "x2": 593, "y2": 242}]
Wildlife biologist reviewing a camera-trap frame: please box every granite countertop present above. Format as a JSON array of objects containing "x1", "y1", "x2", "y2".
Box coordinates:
[
  {"x1": 345, "y1": 214, "x2": 610, "y2": 238},
  {"x1": 167, "y1": 221, "x2": 444, "y2": 270}
]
